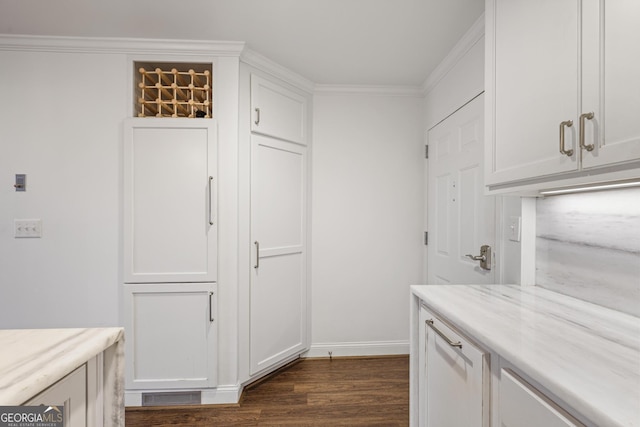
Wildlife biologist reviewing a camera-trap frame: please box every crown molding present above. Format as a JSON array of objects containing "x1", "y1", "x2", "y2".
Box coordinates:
[
  {"x1": 0, "y1": 34, "x2": 245, "y2": 56},
  {"x1": 314, "y1": 84, "x2": 424, "y2": 97},
  {"x1": 422, "y1": 13, "x2": 485, "y2": 94},
  {"x1": 240, "y1": 47, "x2": 315, "y2": 94}
]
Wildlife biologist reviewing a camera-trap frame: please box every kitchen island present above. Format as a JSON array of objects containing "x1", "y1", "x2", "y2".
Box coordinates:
[
  {"x1": 0, "y1": 327, "x2": 124, "y2": 426},
  {"x1": 410, "y1": 284, "x2": 640, "y2": 427}
]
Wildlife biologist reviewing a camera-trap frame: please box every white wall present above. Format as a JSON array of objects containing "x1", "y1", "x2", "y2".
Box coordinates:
[
  {"x1": 0, "y1": 50, "x2": 126, "y2": 328},
  {"x1": 310, "y1": 91, "x2": 424, "y2": 356}
]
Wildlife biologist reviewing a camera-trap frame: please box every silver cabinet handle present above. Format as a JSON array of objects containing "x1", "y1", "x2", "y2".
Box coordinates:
[
  {"x1": 254, "y1": 241, "x2": 260, "y2": 269},
  {"x1": 559, "y1": 120, "x2": 574, "y2": 157},
  {"x1": 254, "y1": 107, "x2": 260, "y2": 125},
  {"x1": 426, "y1": 319, "x2": 462, "y2": 349},
  {"x1": 579, "y1": 112, "x2": 595, "y2": 152},
  {"x1": 208, "y1": 176, "x2": 214, "y2": 225},
  {"x1": 209, "y1": 291, "x2": 214, "y2": 322}
]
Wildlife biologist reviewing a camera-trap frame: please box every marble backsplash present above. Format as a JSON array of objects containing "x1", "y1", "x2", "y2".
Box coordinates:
[{"x1": 536, "y1": 187, "x2": 640, "y2": 317}]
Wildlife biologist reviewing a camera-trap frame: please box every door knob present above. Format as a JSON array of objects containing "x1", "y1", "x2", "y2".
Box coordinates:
[{"x1": 465, "y1": 245, "x2": 492, "y2": 271}]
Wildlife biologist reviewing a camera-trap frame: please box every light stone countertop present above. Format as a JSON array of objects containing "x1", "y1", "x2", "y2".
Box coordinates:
[
  {"x1": 0, "y1": 327, "x2": 124, "y2": 405},
  {"x1": 411, "y1": 284, "x2": 640, "y2": 427}
]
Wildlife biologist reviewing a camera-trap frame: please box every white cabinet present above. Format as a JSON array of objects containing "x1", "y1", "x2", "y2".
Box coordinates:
[
  {"x1": 499, "y1": 369, "x2": 585, "y2": 427},
  {"x1": 26, "y1": 365, "x2": 87, "y2": 427},
  {"x1": 247, "y1": 73, "x2": 310, "y2": 377},
  {"x1": 123, "y1": 118, "x2": 218, "y2": 396},
  {"x1": 581, "y1": 0, "x2": 640, "y2": 169},
  {"x1": 417, "y1": 305, "x2": 488, "y2": 427},
  {"x1": 250, "y1": 74, "x2": 307, "y2": 144},
  {"x1": 485, "y1": 0, "x2": 640, "y2": 191},
  {"x1": 123, "y1": 118, "x2": 217, "y2": 283},
  {"x1": 124, "y1": 283, "x2": 217, "y2": 389}
]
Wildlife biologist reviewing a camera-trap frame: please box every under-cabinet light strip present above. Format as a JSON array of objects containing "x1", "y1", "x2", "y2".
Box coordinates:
[{"x1": 539, "y1": 178, "x2": 640, "y2": 196}]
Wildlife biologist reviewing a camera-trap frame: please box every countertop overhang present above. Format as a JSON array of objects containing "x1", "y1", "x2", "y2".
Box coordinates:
[
  {"x1": 411, "y1": 284, "x2": 640, "y2": 427},
  {"x1": 0, "y1": 327, "x2": 124, "y2": 405}
]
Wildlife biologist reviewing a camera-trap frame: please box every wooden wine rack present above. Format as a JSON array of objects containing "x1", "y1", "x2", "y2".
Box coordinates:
[{"x1": 137, "y1": 67, "x2": 212, "y2": 118}]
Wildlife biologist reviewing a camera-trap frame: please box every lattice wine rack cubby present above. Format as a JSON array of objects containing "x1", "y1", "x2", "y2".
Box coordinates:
[{"x1": 135, "y1": 62, "x2": 213, "y2": 118}]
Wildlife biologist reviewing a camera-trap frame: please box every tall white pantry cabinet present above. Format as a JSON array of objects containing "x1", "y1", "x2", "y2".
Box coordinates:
[
  {"x1": 247, "y1": 72, "x2": 311, "y2": 378},
  {"x1": 123, "y1": 119, "x2": 218, "y2": 394}
]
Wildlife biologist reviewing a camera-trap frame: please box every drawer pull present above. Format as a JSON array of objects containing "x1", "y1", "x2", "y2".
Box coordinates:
[{"x1": 426, "y1": 319, "x2": 462, "y2": 348}]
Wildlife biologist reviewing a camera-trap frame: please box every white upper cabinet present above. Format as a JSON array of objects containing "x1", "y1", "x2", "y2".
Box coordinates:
[
  {"x1": 486, "y1": 0, "x2": 640, "y2": 191},
  {"x1": 581, "y1": 0, "x2": 640, "y2": 169},
  {"x1": 123, "y1": 118, "x2": 218, "y2": 283},
  {"x1": 250, "y1": 74, "x2": 307, "y2": 145},
  {"x1": 486, "y1": 0, "x2": 580, "y2": 186}
]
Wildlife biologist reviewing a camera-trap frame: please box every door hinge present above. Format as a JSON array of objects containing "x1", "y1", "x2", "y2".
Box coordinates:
[
  {"x1": 424, "y1": 231, "x2": 428, "y2": 245},
  {"x1": 425, "y1": 145, "x2": 429, "y2": 159}
]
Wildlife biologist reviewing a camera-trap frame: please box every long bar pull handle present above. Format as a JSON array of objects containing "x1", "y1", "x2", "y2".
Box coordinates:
[
  {"x1": 208, "y1": 176, "x2": 214, "y2": 226},
  {"x1": 209, "y1": 291, "x2": 214, "y2": 322},
  {"x1": 579, "y1": 112, "x2": 595, "y2": 152},
  {"x1": 254, "y1": 108, "x2": 261, "y2": 125},
  {"x1": 559, "y1": 120, "x2": 574, "y2": 157},
  {"x1": 426, "y1": 319, "x2": 462, "y2": 349},
  {"x1": 254, "y1": 241, "x2": 260, "y2": 269}
]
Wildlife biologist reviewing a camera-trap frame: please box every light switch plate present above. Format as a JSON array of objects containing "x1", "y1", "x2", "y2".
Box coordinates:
[
  {"x1": 15, "y1": 219, "x2": 42, "y2": 238},
  {"x1": 508, "y1": 216, "x2": 521, "y2": 242}
]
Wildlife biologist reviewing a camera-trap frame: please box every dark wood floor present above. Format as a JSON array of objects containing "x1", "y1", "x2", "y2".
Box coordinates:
[{"x1": 125, "y1": 356, "x2": 409, "y2": 426}]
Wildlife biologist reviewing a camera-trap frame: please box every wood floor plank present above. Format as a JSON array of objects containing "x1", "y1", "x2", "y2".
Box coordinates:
[{"x1": 125, "y1": 356, "x2": 409, "y2": 426}]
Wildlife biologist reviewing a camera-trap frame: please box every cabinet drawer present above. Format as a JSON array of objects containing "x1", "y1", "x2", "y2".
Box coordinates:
[
  {"x1": 26, "y1": 364, "x2": 87, "y2": 427},
  {"x1": 419, "y1": 305, "x2": 489, "y2": 427},
  {"x1": 500, "y1": 369, "x2": 585, "y2": 427}
]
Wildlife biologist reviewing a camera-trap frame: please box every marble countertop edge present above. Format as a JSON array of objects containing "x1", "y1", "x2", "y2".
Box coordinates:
[
  {"x1": 411, "y1": 284, "x2": 640, "y2": 427},
  {"x1": 0, "y1": 327, "x2": 124, "y2": 405}
]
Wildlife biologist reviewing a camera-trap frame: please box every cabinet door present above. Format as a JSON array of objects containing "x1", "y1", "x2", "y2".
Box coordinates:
[
  {"x1": 500, "y1": 369, "x2": 585, "y2": 427},
  {"x1": 250, "y1": 74, "x2": 307, "y2": 144},
  {"x1": 124, "y1": 283, "x2": 217, "y2": 389},
  {"x1": 26, "y1": 365, "x2": 87, "y2": 427},
  {"x1": 123, "y1": 118, "x2": 217, "y2": 283},
  {"x1": 581, "y1": 0, "x2": 640, "y2": 168},
  {"x1": 419, "y1": 306, "x2": 488, "y2": 427},
  {"x1": 486, "y1": 0, "x2": 580, "y2": 186},
  {"x1": 250, "y1": 134, "x2": 308, "y2": 375}
]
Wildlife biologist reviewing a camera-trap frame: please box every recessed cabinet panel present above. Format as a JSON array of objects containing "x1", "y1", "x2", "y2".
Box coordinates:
[
  {"x1": 250, "y1": 134, "x2": 308, "y2": 376},
  {"x1": 582, "y1": 1, "x2": 640, "y2": 168},
  {"x1": 251, "y1": 75, "x2": 307, "y2": 144},
  {"x1": 487, "y1": 0, "x2": 579, "y2": 185},
  {"x1": 500, "y1": 369, "x2": 585, "y2": 427},
  {"x1": 250, "y1": 253, "x2": 304, "y2": 374},
  {"x1": 124, "y1": 283, "x2": 217, "y2": 389},
  {"x1": 418, "y1": 306, "x2": 488, "y2": 427},
  {"x1": 123, "y1": 119, "x2": 217, "y2": 283}
]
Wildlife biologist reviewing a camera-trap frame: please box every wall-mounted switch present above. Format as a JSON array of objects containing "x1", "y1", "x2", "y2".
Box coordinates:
[
  {"x1": 14, "y1": 174, "x2": 26, "y2": 192},
  {"x1": 508, "y1": 216, "x2": 521, "y2": 242},
  {"x1": 15, "y1": 219, "x2": 42, "y2": 238}
]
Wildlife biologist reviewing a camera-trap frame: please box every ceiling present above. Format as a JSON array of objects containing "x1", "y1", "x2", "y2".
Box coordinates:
[{"x1": 0, "y1": 0, "x2": 484, "y2": 86}]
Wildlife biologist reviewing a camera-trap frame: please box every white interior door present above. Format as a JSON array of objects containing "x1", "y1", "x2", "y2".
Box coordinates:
[
  {"x1": 250, "y1": 134, "x2": 308, "y2": 375},
  {"x1": 427, "y1": 94, "x2": 496, "y2": 284}
]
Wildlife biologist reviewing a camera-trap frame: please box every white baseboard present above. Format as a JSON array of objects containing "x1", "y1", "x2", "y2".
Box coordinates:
[
  {"x1": 201, "y1": 385, "x2": 243, "y2": 404},
  {"x1": 125, "y1": 385, "x2": 242, "y2": 407},
  {"x1": 303, "y1": 340, "x2": 409, "y2": 358}
]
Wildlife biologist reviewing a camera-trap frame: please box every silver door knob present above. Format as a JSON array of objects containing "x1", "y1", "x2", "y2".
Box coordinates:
[{"x1": 465, "y1": 245, "x2": 491, "y2": 271}]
